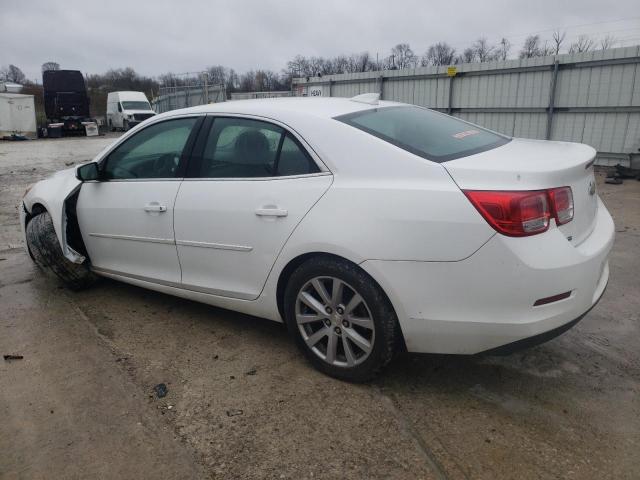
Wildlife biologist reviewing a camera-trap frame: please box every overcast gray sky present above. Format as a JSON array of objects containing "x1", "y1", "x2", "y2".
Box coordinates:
[{"x1": 2, "y1": 0, "x2": 639, "y2": 82}]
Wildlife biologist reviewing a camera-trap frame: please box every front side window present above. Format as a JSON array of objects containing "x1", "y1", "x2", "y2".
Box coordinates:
[
  {"x1": 336, "y1": 106, "x2": 510, "y2": 162},
  {"x1": 103, "y1": 117, "x2": 197, "y2": 179},
  {"x1": 198, "y1": 117, "x2": 319, "y2": 178}
]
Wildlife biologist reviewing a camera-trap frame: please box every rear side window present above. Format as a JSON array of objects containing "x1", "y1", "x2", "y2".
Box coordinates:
[
  {"x1": 277, "y1": 134, "x2": 317, "y2": 176},
  {"x1": 336, "y1": 106, "x2": 509, "y2": 162},
  {"x1": 198, "y1": 117, "x2": 320, "y2": 178}
]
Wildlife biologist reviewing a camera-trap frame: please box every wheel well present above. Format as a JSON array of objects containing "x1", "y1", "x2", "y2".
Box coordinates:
[
  {"x1": 275, "y1": 252, "x2": 407, "y2": 351},
  {"x1": 26, "y1": 197, "x2": 89, "y2": 259},
  {"x1": 30, "y1": 203, "x2": 46, "y2": 216},
  {"x1": 64, "y1": 189, "x2": 89, "y2": 257},
  {"x1": 25, "y1": 202, "x2": 47, "y2": 227}
]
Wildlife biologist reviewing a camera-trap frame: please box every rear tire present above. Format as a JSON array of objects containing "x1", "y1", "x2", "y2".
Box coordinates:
[
  {"x1": 26, "y1": 211, "x2": 97, "y2": 291},
  {"x1": 284, "y1": 256, "x2": 398, "y2": 382}
]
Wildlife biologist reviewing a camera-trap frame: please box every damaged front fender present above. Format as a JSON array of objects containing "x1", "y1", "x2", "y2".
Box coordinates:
[{"x1": 22, "y1": 166, "x2": 86, "y2": 264}]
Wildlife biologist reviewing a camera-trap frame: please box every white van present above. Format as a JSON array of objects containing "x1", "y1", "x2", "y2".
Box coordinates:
[{"x1": 106, "y1": 91, "x2": 156, "y2": 131}]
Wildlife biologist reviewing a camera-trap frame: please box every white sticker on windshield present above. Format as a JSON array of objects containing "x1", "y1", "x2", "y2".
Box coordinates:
[{"x1": 452, "y1": 129, "x2": 480, "y2": 139}]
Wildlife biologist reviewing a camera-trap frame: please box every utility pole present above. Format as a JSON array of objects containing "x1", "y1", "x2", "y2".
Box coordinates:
[{"x1": 203, "y1": 72, "x2": 209, "y2": 104}]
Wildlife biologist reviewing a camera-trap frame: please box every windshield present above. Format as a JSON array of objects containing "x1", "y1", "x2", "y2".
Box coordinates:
[
  {"x1": 336, "y1": 106, "x2": 510, "y2": 162},
  {"x1": 121, "y1": 101, "x2": 151, "y2": 110}
]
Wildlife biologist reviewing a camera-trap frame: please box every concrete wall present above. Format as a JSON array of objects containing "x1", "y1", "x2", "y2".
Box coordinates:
[{"x1": 293, "y1": 46, "x2": 640, "y2": 167}]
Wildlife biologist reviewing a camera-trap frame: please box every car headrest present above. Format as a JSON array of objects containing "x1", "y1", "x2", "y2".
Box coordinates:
[{"x1": 235, "y1": 129, "x2": 270, "y2": 165}]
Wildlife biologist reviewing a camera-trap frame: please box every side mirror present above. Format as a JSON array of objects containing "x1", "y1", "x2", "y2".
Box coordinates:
[{"x1": 76, "y1": 162, "x2": 100, "y2": 181}]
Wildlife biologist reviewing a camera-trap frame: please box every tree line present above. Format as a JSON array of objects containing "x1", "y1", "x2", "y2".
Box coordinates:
[
  {"x1": 0, "y1": 31, "x2": 621, "y2": 117},
  {"x1": 283, "y1": 32, "x2": 619, "y2": 77}
]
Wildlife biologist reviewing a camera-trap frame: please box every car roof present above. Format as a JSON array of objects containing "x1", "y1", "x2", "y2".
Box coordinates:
[
  {"x1": 109, "y1": 91, "x2": 148, "y2": 98},
  {"x1": 157, "y1": 96, "x2": 404, "y2": 122}
]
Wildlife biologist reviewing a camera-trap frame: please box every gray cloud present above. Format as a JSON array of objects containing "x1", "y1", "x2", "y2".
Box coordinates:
[{"x1": 1, "y1": 0, "x2": 639, "y2": 82}]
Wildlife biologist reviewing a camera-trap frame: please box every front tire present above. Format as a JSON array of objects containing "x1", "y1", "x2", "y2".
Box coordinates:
[
  {"x1": 284, "y1": 257, "x2": 399, "y2": 382},
  {"x1": 122, "y1": 120, "x2": 129, "y2": 132},
  {"x1": 26, "y1": 211, "x2": 97, "y2": 291}
]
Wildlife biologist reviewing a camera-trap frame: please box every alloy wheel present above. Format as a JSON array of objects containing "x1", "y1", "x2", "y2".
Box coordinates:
[{"x1": 295, "y1": 276, "x2": 375, "y2": 367}]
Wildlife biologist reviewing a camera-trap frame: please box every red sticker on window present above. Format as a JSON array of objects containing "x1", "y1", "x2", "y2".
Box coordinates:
[{"x1": 452, "y1": 129, "x2": 480, "y2": 139}]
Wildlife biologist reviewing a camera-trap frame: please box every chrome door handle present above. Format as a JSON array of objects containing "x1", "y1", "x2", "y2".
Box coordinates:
[
  {"x1": 144, "y1": 204, "x2": 167, "y2": 212},
  {"x1": 255, "y1": 207, "x2": 288, "y2": 217}
]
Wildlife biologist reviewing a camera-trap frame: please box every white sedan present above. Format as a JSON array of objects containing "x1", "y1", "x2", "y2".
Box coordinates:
[{"x1": 21, "y1": 94, "x2": 614, "y2": 381}]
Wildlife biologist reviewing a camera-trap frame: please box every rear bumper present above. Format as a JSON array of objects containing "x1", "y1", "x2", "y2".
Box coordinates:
[
  {"x1": 479, "y1": 278, "x2": 607, "y2": 355},
  {"x1": 361, "y1": 197, "x2": 614, "y2": 354}
]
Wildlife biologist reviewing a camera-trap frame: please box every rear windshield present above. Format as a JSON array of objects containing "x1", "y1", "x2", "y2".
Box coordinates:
[{"x1": 336, "y1": 106, "x2": 510, "y2": 162}]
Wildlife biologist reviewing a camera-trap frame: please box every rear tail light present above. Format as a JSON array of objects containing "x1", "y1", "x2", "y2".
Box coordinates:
[
  {"x1": 549, "y1": 187, "x2": 574, "y2": 225},
  {"x1": 463, "y1": 187, "x2": 573, "y2": 237}
]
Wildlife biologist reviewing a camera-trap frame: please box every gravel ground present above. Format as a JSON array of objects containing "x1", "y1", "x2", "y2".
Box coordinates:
[{"x1": 1, "y1": 135, "x2": 639, "y2": 479}]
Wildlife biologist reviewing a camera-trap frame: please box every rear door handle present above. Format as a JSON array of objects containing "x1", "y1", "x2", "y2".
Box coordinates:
[
  {"x1": 144, "y1": 203, "x2": 167, "y2": 213},
  {"x1": 255, "y1": 207, "x2": 288, "y2": 217}
]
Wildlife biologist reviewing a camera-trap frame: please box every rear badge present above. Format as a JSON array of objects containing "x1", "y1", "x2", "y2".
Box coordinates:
[{"x1": 588, "y1": 180, "x2": 596, "y2": 196}]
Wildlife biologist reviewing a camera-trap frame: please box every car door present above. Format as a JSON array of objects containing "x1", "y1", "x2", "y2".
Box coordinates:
[
  {"x1": 114, "y1": 101, "x2": 123, "y2": 128},
  {"x1": 77, "y1": 116, "x2": 201, "y2": 284},
  {"x1": 173, "y1": 115, "x2": 332, "y2": 300}
]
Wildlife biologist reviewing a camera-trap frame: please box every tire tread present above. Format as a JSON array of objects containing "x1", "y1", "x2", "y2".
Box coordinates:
[{"x1": 26, "y1": 212, "x2": 96, "y2": 291}]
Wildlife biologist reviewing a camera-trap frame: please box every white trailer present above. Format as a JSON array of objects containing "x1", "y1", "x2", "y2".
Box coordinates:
[{"x1": 0, "y1": 93, "x2": 37, "y2": 139}]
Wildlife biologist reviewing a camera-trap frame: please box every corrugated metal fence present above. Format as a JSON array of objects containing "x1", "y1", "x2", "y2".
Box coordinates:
[
  {"x1": 293, "y1": 46, "x2": 640, "y2": 167},
  {"x1": 230, "y1": 91, "x2": 292, "y2": 100},
  {"x1": 152, "y1": 85, "x2": 226, "y2": 113}
]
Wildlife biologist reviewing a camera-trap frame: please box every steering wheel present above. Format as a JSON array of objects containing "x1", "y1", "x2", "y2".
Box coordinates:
[{"x1": 153, "y1": 153, "x2": 178, "y2": 177}]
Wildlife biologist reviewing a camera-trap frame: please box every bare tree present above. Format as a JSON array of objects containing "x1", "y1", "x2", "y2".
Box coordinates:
[
  {"x1": 286, "y1": 55, "x2": 310, "y2": 78},
  {"x1": 0, "y1": 64, "x2": 26, "y2": 83},
  {"x1": 519, "y1": 35, "x2": 542, "y2": 58},
  {"x1": 238, "y1": 70, "x2": 256, "y2": 91},
  {"x1": 496, "y1": 38, "x2": 511, "y2": 61},
  {"x1": 569, "y1": 35, "x2": 595, "y2": 53},
  {"x1": 600, "y1": 35, "x2": 617, "y2": 50},
  {"x1": 540, "y1": 41, "x2": 555, "y2": 56},
  {"x1": 226, "y1": 68, "x2": 239, "y2": 92},
  {"x1": 456, "y1": 47, "x2": 477, "y2": 64},
  {"x1": 422, "y1": 42, "x2": 456, "y2": 66},
  {"x1": 352, "y1": 52, "x2": 372, "y2": 72},
  {"x1": 331, "y1": 55, "x2": 350, "y2": 74},
  {"x1": 388, "y1": 43, "x2": 417, "y2": 69},
  {"x1": 473, "y1": 37, "x2": 496, "y2": 62},
  {"x1": 207, "y1": 65, "x2": 228, "y2": 86},
  {"x1": 306, "y1": 57, "x2": 325, "y2": 76},
  {"x1": 552, "y1": 30, "x2": 566, "y2": 54},
  {"x1": 41, "y1": 62, "x2": 60, "y2": 73}
]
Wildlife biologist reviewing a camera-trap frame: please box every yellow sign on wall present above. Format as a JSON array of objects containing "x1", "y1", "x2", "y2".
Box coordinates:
[{"x1": 447, "y1": 66, "x2": 457, "y2": 77}]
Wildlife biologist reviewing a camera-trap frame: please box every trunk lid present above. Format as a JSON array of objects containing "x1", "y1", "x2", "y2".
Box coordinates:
[{"x1": 444, "y1": 138, "x2": 598, "y2": 245}]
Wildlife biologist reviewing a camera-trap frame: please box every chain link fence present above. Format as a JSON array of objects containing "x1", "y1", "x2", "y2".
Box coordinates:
[{"x1": 152, "y1": 83, "x2": 226, "y2": 113}]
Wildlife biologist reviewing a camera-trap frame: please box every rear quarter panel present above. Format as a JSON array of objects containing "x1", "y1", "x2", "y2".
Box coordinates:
[{"x1": 271, "y1": 115, "x2": 495, "y2": 263}]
